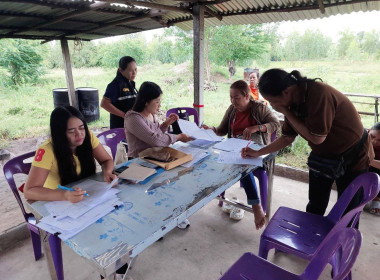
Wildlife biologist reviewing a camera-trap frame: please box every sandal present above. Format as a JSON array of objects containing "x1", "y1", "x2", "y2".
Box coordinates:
[{"x1": 369, "y1": 200, "x2": 380, "y2": 216}]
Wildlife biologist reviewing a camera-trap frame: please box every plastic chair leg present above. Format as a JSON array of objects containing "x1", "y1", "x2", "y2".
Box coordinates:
[
  {"x1": 49, "y1": 234, "x2": 64, "y2": 280},
  {"x1": 258, "y1": 239, "x2": 270, "y2": 260},
  {"x1": 29, "y1": 229, "x2": 42, "y2": 261}
]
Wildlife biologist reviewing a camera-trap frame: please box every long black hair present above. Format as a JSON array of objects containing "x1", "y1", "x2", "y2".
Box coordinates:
[
  {"x1": 50, "y1": 106, "x2": 95, "y2": 185},
  {"x1": 258, "y1": 69, "x2": 320, "y2": 97},
  {"x1": 132, "y1": 81, "x2": 162, "y2": 112}
]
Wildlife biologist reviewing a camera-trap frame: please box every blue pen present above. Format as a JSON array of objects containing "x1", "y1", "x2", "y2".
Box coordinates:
[{"x1": 57, "y1": 185, "x2": 89, "y2": 196}]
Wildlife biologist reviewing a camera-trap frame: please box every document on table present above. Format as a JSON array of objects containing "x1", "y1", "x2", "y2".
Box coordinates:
[
  {"x1": 38, "y1": 196, "x2": 122, "y2": 240},
  {"x1": 44, "y1": 178, "x2": 119, "y2": 219},
  {"x1": 213, "y1": 138, "x2": 264, "y2": 153},
  {"x1": 176, "y1": 146, "x2": 209, "y2": 167},
  {"x1": 217, "y1": 151, "x2": 266, "y2": 167},
  {"x1": 178, "y1": 119, "x2": 223, "y2": 141},
  {"x1": 188, "y1": 138, "x2": 216, "y2": 148}
]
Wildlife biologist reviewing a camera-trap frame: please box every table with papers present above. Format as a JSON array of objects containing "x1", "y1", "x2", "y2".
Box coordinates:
[{"x1": 25, "y1": 142, "x2": 276, "y2": 280}]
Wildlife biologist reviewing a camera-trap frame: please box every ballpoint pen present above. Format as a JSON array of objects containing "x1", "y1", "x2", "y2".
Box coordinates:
[
  {"x1": 245, "y1": 139, "x2": 252, "y2": 151},
  {"x1": 57, "y1": 185, "x2": 89, "y2": 196}
]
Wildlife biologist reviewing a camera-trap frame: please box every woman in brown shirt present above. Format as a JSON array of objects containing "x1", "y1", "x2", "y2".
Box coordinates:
[{"x1": 243, "y1": 69, "x2": 371, "y2": 217}]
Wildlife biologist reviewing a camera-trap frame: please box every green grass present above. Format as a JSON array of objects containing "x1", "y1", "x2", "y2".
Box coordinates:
[{"x1": 1, "y1": 60, "x2": 380, "y2": 168}]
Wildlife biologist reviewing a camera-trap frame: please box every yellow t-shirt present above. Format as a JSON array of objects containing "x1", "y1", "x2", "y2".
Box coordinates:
[{"x1": 32, "y1": 131, "x2": 100, "y2": 189}]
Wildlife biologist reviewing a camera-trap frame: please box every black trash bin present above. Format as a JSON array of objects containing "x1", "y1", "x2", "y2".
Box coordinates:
[
  {"x1": 76, "y1": 87, "x2": 100, "y2": 123},
  {"x1": 52, "y1": 88, "x2": 78, "y2": 108}
]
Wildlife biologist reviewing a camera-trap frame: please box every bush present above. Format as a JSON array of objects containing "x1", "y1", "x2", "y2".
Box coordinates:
[{"x1": 0, "y1": 39, "x2": 45, "y2": 86}]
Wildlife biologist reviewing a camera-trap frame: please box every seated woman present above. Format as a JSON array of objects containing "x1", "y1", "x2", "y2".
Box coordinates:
[
  {"x1": 124, "y1": 81, "x2": 193, "y2": 158},
  {"x1": 24, "y1": 106, "x2": 116, "y2": 202},
  {"x1": 368, "y1": 122, "x2": 380, "y2": 215},
  {"x1": 203, "y1": 80, "x2": 280, "y2": 229}
]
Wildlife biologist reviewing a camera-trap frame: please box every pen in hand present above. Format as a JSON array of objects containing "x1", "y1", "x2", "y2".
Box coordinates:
[
  {"x1": 57, "y1": 185, "x2": 89, "y2": 196},
  {"x1": 245, "y1": 139, "x2": 252, "y2": 151}
]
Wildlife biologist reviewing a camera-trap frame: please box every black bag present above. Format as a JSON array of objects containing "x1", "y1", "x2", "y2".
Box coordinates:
[
  {"x1": 307, "y1": 152, "x2": 345, "y2": 179},
  {"x1": 170, "y1": 109, "x2": 190, "y2": 135},
  {"x1": 307, "y1": 129, "x2": 367, "y2": 179}
]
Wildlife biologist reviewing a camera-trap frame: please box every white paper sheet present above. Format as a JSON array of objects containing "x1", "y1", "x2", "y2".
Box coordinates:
[
  {"x1": 176, "y1": 146, "x2": 209, "y2": 167},
  {"x1": 213, "y1": 138, "x2": 264, "y2": 153},
  {"x1": 217, "y1": 151, "x2": 265, "y2": 167},
  {"x1": 188, "y1": 138, "x2": 216, "y2": 148},
  {"x1": 44, "y1": 178, "x2": 119, "y2": 219},
  {"x1": 178, "y1": 119, "x2": 223, "y2": 141}
]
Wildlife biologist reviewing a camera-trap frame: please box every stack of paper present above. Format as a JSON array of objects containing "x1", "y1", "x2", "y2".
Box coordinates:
[
  {"x1": 176, "y1": 146, "x2": 209, "y2": 167},
  {"x1": 178, "y1": 119, "x2": 223, "y2": 142},
  {"x1": 37, "y1": 178, "x2": 122, "y2": 240},
  {"x1": 117, "y1": 162, "x2": 156, "y2": 182}
]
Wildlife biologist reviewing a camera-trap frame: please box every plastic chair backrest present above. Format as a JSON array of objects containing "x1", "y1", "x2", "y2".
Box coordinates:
[
  {"x1": 166, "y1": 107, "x2": 199, "y2": 126},
  {"x1": 301, "y1": 227, "x2": 362, "y2": 280},
  {"x1": 3, "y1": 151, "x2": 36, "y2": 220},
  {"x1": 327, "y1": 172, "x2": 380, "y2": 224},
  {"x1": 97, "y1": 128, "x2": 126, "y2": 160}
]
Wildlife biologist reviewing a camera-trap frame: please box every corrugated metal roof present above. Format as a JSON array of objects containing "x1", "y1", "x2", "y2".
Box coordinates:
[{"x1": 0, "y1": 0, "x2": 379, "y2": 41}]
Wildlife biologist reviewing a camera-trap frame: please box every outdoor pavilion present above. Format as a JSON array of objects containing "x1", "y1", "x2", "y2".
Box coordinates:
[{"x1": 1, "y1": 0, "x2": 380, "y2": 123}]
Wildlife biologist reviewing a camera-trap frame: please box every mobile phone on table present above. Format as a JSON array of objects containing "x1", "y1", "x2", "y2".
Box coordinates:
[{"x1": 114, "y1": 165, "x2": 128, "y2": 174}]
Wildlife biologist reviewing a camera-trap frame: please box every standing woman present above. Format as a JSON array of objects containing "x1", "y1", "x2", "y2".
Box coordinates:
[
  {"x1": 249, "y1": 71, "x2": 260, "y2": 100},
  {"x1": 101, "y1": 56, "x2": 138, "y2": 129},
  {"x1": 203, "y1": 80, "x2": 280, "y2": 229},
  {"x1": 243, "y1": 69, "x2": 371, "y2": 217},
  {"x1": 24, "y1": 106, "x2": 116, "y2": 202}
]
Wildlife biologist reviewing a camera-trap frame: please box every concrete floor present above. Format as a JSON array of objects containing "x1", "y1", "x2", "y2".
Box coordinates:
[{"x1": 0, "y1": 176, "x2": 378, "y2": 280}]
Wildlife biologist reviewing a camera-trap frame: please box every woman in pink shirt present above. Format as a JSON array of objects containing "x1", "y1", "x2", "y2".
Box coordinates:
[{"x1": 124, "y1": 81, "x2": 192, "y2": 158}]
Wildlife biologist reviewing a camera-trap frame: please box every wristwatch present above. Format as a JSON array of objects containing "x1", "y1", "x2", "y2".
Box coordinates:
[{"x1": 259, "y1": 125, "x2": 264, "y2": 132}]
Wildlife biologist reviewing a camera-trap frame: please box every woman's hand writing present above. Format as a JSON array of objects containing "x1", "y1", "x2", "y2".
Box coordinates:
[
  {"x1": 63, "y1": 187, "x2": 86, "y2": 203},
  {"x1": 241, "y1": 147, "x2": 261, "y2": 158}
]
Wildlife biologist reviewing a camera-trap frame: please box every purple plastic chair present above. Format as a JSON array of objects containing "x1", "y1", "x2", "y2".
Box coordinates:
[
  {"x1": 166, "y1": 107, "x2": 199, "y2": 126},
  {"x1": 219, "y1": 227, "x2": 362, "y2": 280},
  {"x1": 97, "y1": 128, "x2": 126, "y2": 160},
  {"x1": 218, "y1": 131, "x2": 277, "y2": 213},
  {"x1": 258, "y1": 172, "x2": 379, "y2": 279},
  {"x1": 3, "y1": 151, "x2": 64, "y2": 280}
]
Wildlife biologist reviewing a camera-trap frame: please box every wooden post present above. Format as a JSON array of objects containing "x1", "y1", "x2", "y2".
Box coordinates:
[
  {"x1": 193, "y1": 4, "x2": 205, "y2": 124},
  {"x1": 60, "y1": 39, "x2": 77, "y2": 109},
  {"x1": 375, "y1": 97, "x2": 379, "y2": 124}
]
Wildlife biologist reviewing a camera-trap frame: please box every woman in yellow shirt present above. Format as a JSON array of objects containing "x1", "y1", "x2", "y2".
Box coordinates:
[{"x1": 24, "y1": 106, "x2": 116, "y2": 203}]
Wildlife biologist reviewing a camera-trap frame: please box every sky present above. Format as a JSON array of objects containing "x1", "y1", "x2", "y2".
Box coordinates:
[{"x1": 276, "y1": 10, "x2": 380, "y2": 40}]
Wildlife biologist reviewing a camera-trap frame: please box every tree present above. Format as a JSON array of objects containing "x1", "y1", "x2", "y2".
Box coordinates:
[
  {"x1": 164, "y1": 27, "x2": 193, "y2": 64},
  {"x1": 208, "y1": 24, "x2": 270, "y2": 79},
  {"x1": 0, "y1": 39, "x2": 44, "y2": 85},
  {"x1": 282, "y1": 29, "x2": 332, "y2": 60},
  {"x1": 361, "y1": 30, "x2": 380, "y2": 59},
  {"x1": 337, "y1": 30, "x2": 356, "y2": 58}
]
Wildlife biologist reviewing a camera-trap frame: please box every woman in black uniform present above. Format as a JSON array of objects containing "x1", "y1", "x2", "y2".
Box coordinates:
[{"x1": 101, "y1": 56, "x2": 138, "y2": 129}]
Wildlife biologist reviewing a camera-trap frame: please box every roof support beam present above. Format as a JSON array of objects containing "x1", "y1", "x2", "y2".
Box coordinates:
[
  {"x1": 193, "y1": 4, "x2": 205, "y2": 124},
  {"x1": 205, "y1": 6, "x2": 222, "y2": 21},
  {"x1": 60, "y1": 39, "x2": 77, "y2": 109},
  {"x1": 317, "y1": 0, "x2": 326, "y2": 14},
  {"x1": 101, "y1": 0, "x2": 191, "y2": 14}
]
